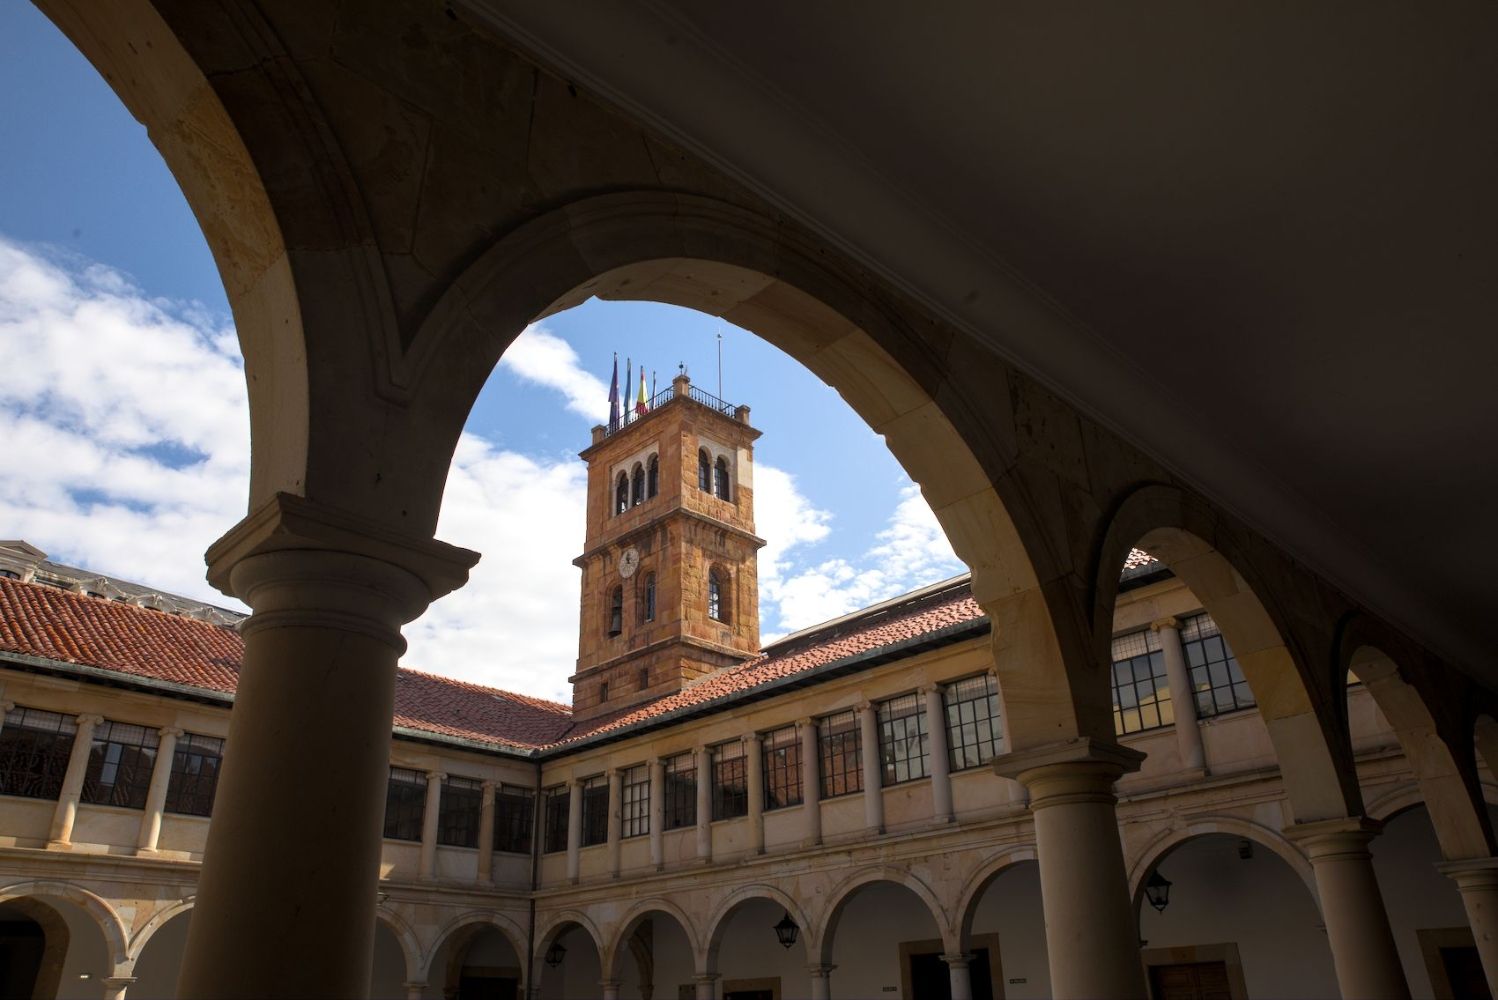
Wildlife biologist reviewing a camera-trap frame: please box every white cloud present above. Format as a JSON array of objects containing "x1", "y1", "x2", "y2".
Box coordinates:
[{"x1": 497, "y1": 325, "x2": 610, "y2": 424}]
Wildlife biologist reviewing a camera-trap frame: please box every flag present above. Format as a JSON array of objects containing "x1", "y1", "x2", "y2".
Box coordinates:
[
  {"x1": 636, "y1": 368, "x2": 649, "y2": 415},
  {"x1": 607, "y1": 354, "x2": 619, "y2": 431}
]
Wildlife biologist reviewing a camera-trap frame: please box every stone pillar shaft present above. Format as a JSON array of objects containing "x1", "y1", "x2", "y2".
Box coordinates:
[
  {"x1": 48, "y1": 713, "x2": 102, "y2": 846},
  {"x1": 807, "y1": 965, "x2": 834, "y2": 1000},
  {"x1": 995, "y1": 739, "x2": 1147, "y2": 1000},
  {"x1": 419, "y1": 770, "x2": 444, "y2": 880},
  {"x1": 601, "y1": 980, "x2": 621, "y2": 1000},
  {"x1": 693, "y1": 974, "x2": 719, "y2": 1000},
  {"x1": 136, "y1": 726, "x2": 183, "y2": 854},
  {"x1": 566, "y1": 779, "x2": 583, "y2": 882},
  {"x1": 476, "y1": 780, "x2": 496, "y2": 884},
  {"x1": 696, "y1": 746, "x2": 712, "y2": 862},
  {"x1": 800, "y1": 719, "x2": 821, "y2": 846},
  {"x1": 943, "y1": 955, "x2": 973, "y2": 1000},
  {"x1": 403, "y1": 983, "x2": 427, "y2": 1000},
  {"x1": 1152, "y1": 617, "x2": 1205, "y2": 771},
  {"x1": 648, "y1": 758, "x2": 666, "y2": 870},
  {"x1": 101, "y1": 977, "x2": 136, "y2": 1000},
  {"x1": 607, "y1": 768, "x2": 623, "y2": 877},
  {"x1": 858, "y1": 703, "x2": 884, "y2": 834},
  {"x1": 1440, "y1": 858, "x2": 1498, "y2": 998},
  {"x1": 924, "y1": 685, "x2": 954, "y2": 822},
  {"x1": 746, "y1": 733, "x2": 765, "y2": 854},
  {"x1": 1288, "y1": 818, "x2": 1410, "y2": 1000}
]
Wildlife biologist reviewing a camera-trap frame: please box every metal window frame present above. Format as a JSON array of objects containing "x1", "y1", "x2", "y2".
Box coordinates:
[
  {"x1": 818, "y1": 710, "x2": 863, "y2": 798},
  {"x1": 877, "y1": 693, "x2": 930, "y2": 786}
]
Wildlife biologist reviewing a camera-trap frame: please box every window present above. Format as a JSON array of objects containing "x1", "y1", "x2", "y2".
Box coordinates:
[
  {"x1": 642, "y1": 573, "x2": 656, "y2": 622},
  {"x1": 714, "y1": 457, "x2": 731, "y2": 500},
  {"x1": 638, "y1": 666, "x2": 650, "y2": 691},
  {"x1": 1182, "y1": 613, "x2": 1256, "y2": 717},
  {"x1": 761, "y1": 726, "x2": 802, "y2": 810},
  {"x1": 878, "y1": 694, "x2": 929, "y2": 785},
  {"x1": 542, "y1": 785, "x2": 569, "y2": 854},
  {"x1": 615, "y1": 472, "x2": 629, "y2": 515},
  {"x1": 82, "y1": 720, "x2": 158, "y2": 809},
  {"x1": 708, "y1": 571, "x2": 725, "y2": 622},
  {"x1": 494, "y1": 784, "x2": 535, "y2": 854},
  {"x1": 818, "y1": 710, "x2": 863, "y2": 798},
  {"x1": 1111, "y1": 629, "x2": 1172, "y2": 735},
  {"x1": 944, "y1": 675, "x2": 1005, "y2": 770},
  {"x1": 698, "y1": 449, "x2": 711, "y2": 491},
  {"x1": 621, "y1": 764, "x2": 649, "y2": 838},
  {"x1": 580, "y1": 775, "x2": 609, "y2": 847},
  {"x1": 710, "y1": 741, "x2": 748, "y2": 820},
  {"x1": 631, "y1": 463, "x2": 645, "y2": 506},
  {"x1": 438, "y1": 774, "x2": 483, "y2": 848},
  {"x1": 383, "y1": 767, "x2": 427, "y2": 841},
  {"x1": 664, "y1": 752, "x2": 696, "y2": 829},
  {"x1": 647, "y1": 455, "x2": 659, "y2": 498},
  {"x1": 599, "y1": 680, "x2": 610, "y2": 703},
  {"x1": 0, "y1": 706, "x2": 76, "y2": 800},
  {"x1": 608, "y1": 586, "x2": 623, "y2": 637},
  {"x1": 164, "y1": 733, "x2": 222, "y2": 817}
]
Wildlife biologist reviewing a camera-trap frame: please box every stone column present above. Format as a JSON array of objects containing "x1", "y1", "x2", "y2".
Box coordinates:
[
  {"x1": 0, "y1": 700, "x2": 14, "y2": 732},
  {"x1": 177, "y1": 498, "x2": 476, "y2": 1000},
  {"x1": 648, "y1": 758, "x2": 665, "y2": 870},
  {"x1": 403, "y1": 983, "x2": 427, "y2": 1000},
  {"x1": 1440, "y1": 858, "x2": 1498, "y2": 996},
  {"x1": 566, "y1": 778, "x2": 583, "y2": 883},
  {"x1": 693, "y1": 973, "x2": 720, "y2": 1000},
  {"x1": 799, "y1": 719, "x2": 821, "y2": 847},
  {"x1": 746, "y1": 733, "x2": 765, "y2": 854},
  {"x1": 419, "y1": 770, "x2": 444, "y2": 880},
  {"x1": 942, "y1": 954, "x2": 973, "y2": 1000},
  {"x1": 857, "y1": 702, "x2": 884, "y2": 834},
  {"x1": 601, "y1": 980, "x2": 622, "y2": 1000},
  {"x1": 1287, "y1": 817, "x2": 1410, "y2": 1000},
  {"x1": 607, "y1": 768, "x2": 623, "y2": 877},
  {"x1": 1152, "y1": 617, "x2": 1205, "y2": 772},
  {"x1": 696, "y1": 746, "x2": 713, "y2": 862},
  {"x1": 994, "y1": 738, "x2": 1147, "y2": 1000},
  {"x1": 101, "y1": 977, "x2": 136, "y2": 1000},
  {"x1": 807, "y1": 965, "x2": 834, "y2": 1000},
  {"x1": 476, "y1": 780, "x2": 496, "y2": 884},
  {"x1": 48, "y1": 713, "x2": 102, "y2": 847},
  {"x1": 923, "y1": 685, "x2": 954, "y2": 822},
  {"x1": 136, "y1": 726, "x2": 183, "y2": 855}
]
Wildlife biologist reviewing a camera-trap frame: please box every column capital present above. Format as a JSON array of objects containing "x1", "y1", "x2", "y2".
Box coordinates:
[
  {"x1": 797, "y1": 716, "x2": 814, "y2": 729},
  {"x1": 599, "y1": 980, "x2": 622, "y2": 990},
  {"x1": 158, "y1": 726, "x2": 185, "y2": 739},
  {"x1": 1284, "y1": 815, "x2": 1383, "y2": 860},
  {"x1": 992, "y1": 737, "x2": 1144, "y2": 808},
  {"x1": 426, "y1": 769, "x2": 447, "y2": 783},
  {"x1": 919, "y1": 682, "x2": 941, "y2": 695},
  {"x1": 807, "y1": 964, "x2": 837, "y2": 977},
  {"x1": 647, "y1": 756, "x2": 662, "y2": 768},
  {"x1": 100, "y1": 978, "x2": 137, "y2": 989},
  {"x1": 941, "y1": 953, "x2": 972, "y2": 968},
  {"x1": 76, "y1": 713, "x2": 104, "y2": 727},
  {"x1": 855, "y1": 699, "x2": 875, "y2": 714},
  {"x1": 480, "y1": 779, "x2": 495, "y2": 792},
  {"x1": 693, "y1": 973, "x2": 722, "y2": 984},
  {"x1": 1438, "y1": 857, "x2": 1498, "y2": 891},
  {"x1": 743, "y1": 732, "x2": 762, "y2": 747},
  {"x1": 1150, "y1": 616, "x2": 1182, "y2": 632},
  {"x1": 1, "y1": 701, "x2": 15, "y2": 713}
]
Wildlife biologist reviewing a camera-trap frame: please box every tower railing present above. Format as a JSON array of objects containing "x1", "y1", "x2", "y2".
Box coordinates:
[{"x1": 601, "y1": 385, "x2": 740, "y2": 439}]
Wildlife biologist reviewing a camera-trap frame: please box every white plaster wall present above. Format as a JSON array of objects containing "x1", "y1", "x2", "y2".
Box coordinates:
[
  {"x1": 827, "y1": 883, "x2": 942, "y2": 1000},
  {"x1": 435, "y1": 845, "x2": 479, "y2": 881},
  {"x1": 713, "y1": 897, "x2": 812, "y2": 999},
  {"x1": 132, "y1": 912, "x2": 190, "y2": 999},
  {"x1": 968, "y1": 862, "x2": 1049, "y2": 999},
  {"x1": 616, "y1": 914, "x2": 694, "y2": 1000},
  {"x1": 47, "y1": 899, "x2": 109, "y2": 1000},
  {"x1": 370, "y1": 920, "x2": 410, "y2": 1000},
  {"x1": 1137, "y1": 835, "x2": 1339, "y2": 999},
  {"x1": 537, "y1": 924, "x2": 602, "y2": 1000}
]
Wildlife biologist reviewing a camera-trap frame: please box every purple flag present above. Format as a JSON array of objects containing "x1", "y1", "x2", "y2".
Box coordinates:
[{"x1": 607, "y1": 353, "x2": 620, "y2": 431}]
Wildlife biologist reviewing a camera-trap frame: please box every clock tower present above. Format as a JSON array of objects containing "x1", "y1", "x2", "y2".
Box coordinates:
[{"x1": 571, "y1": 372, "x2": 764, "y2": 721}]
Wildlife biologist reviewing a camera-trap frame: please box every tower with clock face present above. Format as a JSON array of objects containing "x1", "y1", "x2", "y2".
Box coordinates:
[{"x1": 570, "y1": 373, "x2": 765, "y2": 721}]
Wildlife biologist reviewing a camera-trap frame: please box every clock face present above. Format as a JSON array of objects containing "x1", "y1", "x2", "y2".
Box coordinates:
[{"x1": 618, "y1": 546, "x2": 640, "y2": 579}]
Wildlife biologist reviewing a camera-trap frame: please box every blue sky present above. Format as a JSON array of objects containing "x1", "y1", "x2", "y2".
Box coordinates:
[{"x1": 0, "y1": 4, "x2": 964, "y2": 701}]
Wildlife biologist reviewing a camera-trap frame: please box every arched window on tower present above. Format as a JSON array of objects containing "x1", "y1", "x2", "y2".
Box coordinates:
[
  {"x1": 708, "y1": 570, "x2": 728, "y2": 623},
  {"x1": 714, "y1": 457, "x2": 731, "y2": 501},
  {"x1": 615, "y1": 473, "x2": 629, "y2": 515},
  {"x1": 698, "y1": 449, "x2": 711, "y2": 492},
  {"x1": 631, "y1": 463, "x2": 645, "y2": 506},
  {"x1": 643, "y1": 573, "x2": 656, "y2": 622},
  {"x1": 647, "y1": 455, "x2": 659, "y2": 498},
  {"x1": 608, "y1": 586, "x2": 623, "y2": 637}
]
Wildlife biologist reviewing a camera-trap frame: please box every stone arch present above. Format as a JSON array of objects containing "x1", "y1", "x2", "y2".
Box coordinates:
[
  {"x1": 532, "y1": 910, "x2": 606, "y2": 995},
  {"x1": 815, "y1": 866, "x2": 955, "y2": 964},
  {"x1": 126, "y1": 896, "x2": 195, "y2": 963},
  {"x1": 373, "y1": 906, "x2": 423, "y2": 984},
  {"x1": 1127, "y1": 818, "x2": 1319, "y2": 911},
  {"x1": 953, "y1": 846, "x2": 1039, "y2": 946},
  {"x1": 0, "y1": 880, "x2": 130, "y2": 971},
  {"x1": 702, "y1": 883, "x2": 813, "y2": 972},
  {"x1": 601, "y1": 897, "x2": 702, "y2": 982},
  {"x1": 1094, "y1": 482, "x2": 1360, "y2": 822},
  {"x1": 406, "y1": 191, "x2": 1090, "y2": 747},
  {"x1": 420, "y1": 909, "x2": 528, "y2": 991}
]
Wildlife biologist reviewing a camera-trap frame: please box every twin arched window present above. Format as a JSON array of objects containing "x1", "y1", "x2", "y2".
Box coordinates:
[
  {"x1": 708, "y1": 570, "x2": 727, "y2": 623},
  {"x1": 697, "y1": 449, "x2": 732, "y2": 501},
  {"x1": 615, "y1": 455, "x2": 661, "y2": 517}
]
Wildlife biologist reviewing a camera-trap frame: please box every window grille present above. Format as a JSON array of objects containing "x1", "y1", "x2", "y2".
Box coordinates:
[
  {"x1": 711, "y1": 741, "x2": 748, "y2": 820},
  {"x1": 0, "y1": 706, "x2": 76, "y2": 801},
  {"x1": 944, "y1": 675, "x2": 1005, "y2": 770},
  {"x1": 697, "y1": 449, "x2": 712, "y2": 491},
  {"x1": 1181, "y1": 613, "x2": 1256, "y2": 717},
  {"x1": 818, "y1": 710, "x2": 863, "y2": 798},
  {"x1": 631, "y1": 463, "x2": 645, "y2": 506},
  {"x1": 608, "y1": 587, "x2": 623, "y2": 637},
  {"x1": 615, "y1": 473, "x2": 629, "y2": 515},
  {"x1": 82, "y1": 720, "x2": 158, "y2": 809},
  {"x1": 164, "y1": 733, "x2": 223, "y2": 817},
  {"x1": 647, "y1": 455, "x2": 659, "y2": 498},
  {"x1": 581, "y1": 775, "x2": 609, "y2": 846},
  {"x1": 761, "y1": 726, "x2": 802, "y2": 810},
  {"x1": 663, "y1": 752, "x2": 697, "y2": 829},
  {"x1": 542, "y1": 785, "x2": 569, "y2": 854},
  {"x1": 494, "y1": 784, "x2": 535, "y2": 854},
  {"x1": 708, "y1": 572, "x2": 724, "y2": 622},
  {"x1": 877, "y1": 694, "x2": 929, "y2": 785},
  {"x1": 643, "y1": 573, "x2": 656, "y2": 622},
  {"x1": 622, "y1": 765, "x2": 650, "y2": 838},
  {"x1": 438, "y1": 774, "x2": 484, "y2": 848},
  {"x1": 1111, "y1": 629, "x2": 1172, "y2": 735},
  {"x1": 383, "y1": 767, "x2": 427, "y2": 842},
  {"x1": 714, "y1": 457, "x2": 731, "y2": 500}
]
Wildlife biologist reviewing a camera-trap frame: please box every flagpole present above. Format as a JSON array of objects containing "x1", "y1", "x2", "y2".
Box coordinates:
[{"x1": 717, "y1": 330, "x2": 723, "y2": 399}]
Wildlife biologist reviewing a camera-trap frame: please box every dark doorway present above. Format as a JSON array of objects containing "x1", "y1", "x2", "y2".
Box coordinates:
[
  {"x1": 457, "y1": 973, "x2": 519, "y2": 1000},
  {"x1": 1440, "y1": 946, "x2": 1493, "y2": 1000},
  {"x1": 0, "y1": 916, "x2": 45, "y2": 1000},
  {"x1": 1149, "y1": 960, "x2": 1232, "y2": 1000},
  {"x1": 723, "y1": 992, "x2": 773, "y2": 1000},
  {"x1": 908, "y1": 948, "x2": 994, "y2": 1000}
]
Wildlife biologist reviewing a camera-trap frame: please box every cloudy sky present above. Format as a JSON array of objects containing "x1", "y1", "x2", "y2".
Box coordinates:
[{"x1": 0, "y1": 5, "x2": 966, "y2": 702}]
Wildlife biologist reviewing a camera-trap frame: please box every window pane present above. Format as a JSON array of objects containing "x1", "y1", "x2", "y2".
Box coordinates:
[
  {"x1": 664, "y1": 753, "x2": 697, "y2": 829},
  {"x1": 761, "y1": 726, "x2": 802, "y2": 810},
  {"x1": 383, "y1": 767, "x2": 427, "y2": 842},
  {"x1": 438, "y1": 775, "x2": 483, "y2": 848},
  {"x1": 0, "y1": 707, "x2": 77, "y2": 801},
  {"x1": 164, "y1": 733, "x2": 223, "y2": 817},
  {"x1": 622, "y1": 765, "x2": 650, "y2": 838},
  {"x1": 542, "y1": 786, "x2": 569, "y2": 854},
  {"x1": 943, "y1": 675, "x2": 1004, "y2": 770},
  {"x1": 877, "y1": 694, "x2": 929, "y2": 785},
  {"x1": 1181, "y1": 613, "x2": 1255, "y2": 718},
  {"x1": 1110, "y1": 634, "x2": 1173, "y2": 735},
  {"x1": 82, "y1": 721, "x2": 159, "y2": 810},
  {"x1": 711, "y1": 741, "x2": 748, "y2": 820},
  {"x1": 495, "y1": 785, "x2": 535, "y2": 854},
  {"x1": 581, "y1": 775, "x2": 609, "y2": 847}
]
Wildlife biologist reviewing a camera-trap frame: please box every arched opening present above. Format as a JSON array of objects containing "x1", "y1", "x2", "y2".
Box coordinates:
[
  {"x1": 697, "y1": 449, "x2": 712, "y2": 493},
  {"x1": 707, "y1": 569, "x2": 727, "y2": 624},
  {"x1": 821, "y1": 877, "x2": 949, "y2": 999},
  {"x1": 616, "y1": 472, "x2": 630, "y2": 516},
  {"x1": 0, "y1": 892, "x2": 115, "y2": 1000},
  {"x1": 425, "y1": 919, "x2": 525, "y2": 1000},
  {"x1": 370, "y1": 918, "x2": 415, "y2": 999},
  {"x1": 1134, "y1": 833, "x2": 1334, "y2": 998},
  {"x1": 641, "y1": 572, "x2": 656, "y2": 624},
  {"x1": 646, "y1": 455, "x2": 659, "y2": 499},
  {"x1": 534, "y1": 918, "x2": 604, "y2": 1000},
  {"x1": 605, "y1": 905, "x2": 697, "y2": 1000},
  {"x1": 705, "y1": 891, "x2": 811, "y2": 1000},
  {"x1": 132, "y1": 906, "x2": 193, "y2": 998},
  {"x1": 631, "y1": 463, "x2": 646, "y2": 507},
  {"x1": 609, "y1": 586, "x2": 624, "y2": 638},
  {"x1": 713, "y1": 457, "x2": 731, "y2": 501},
  {"x1": 955, "y1": 858, "x2": 1046, "y2": 999}
]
